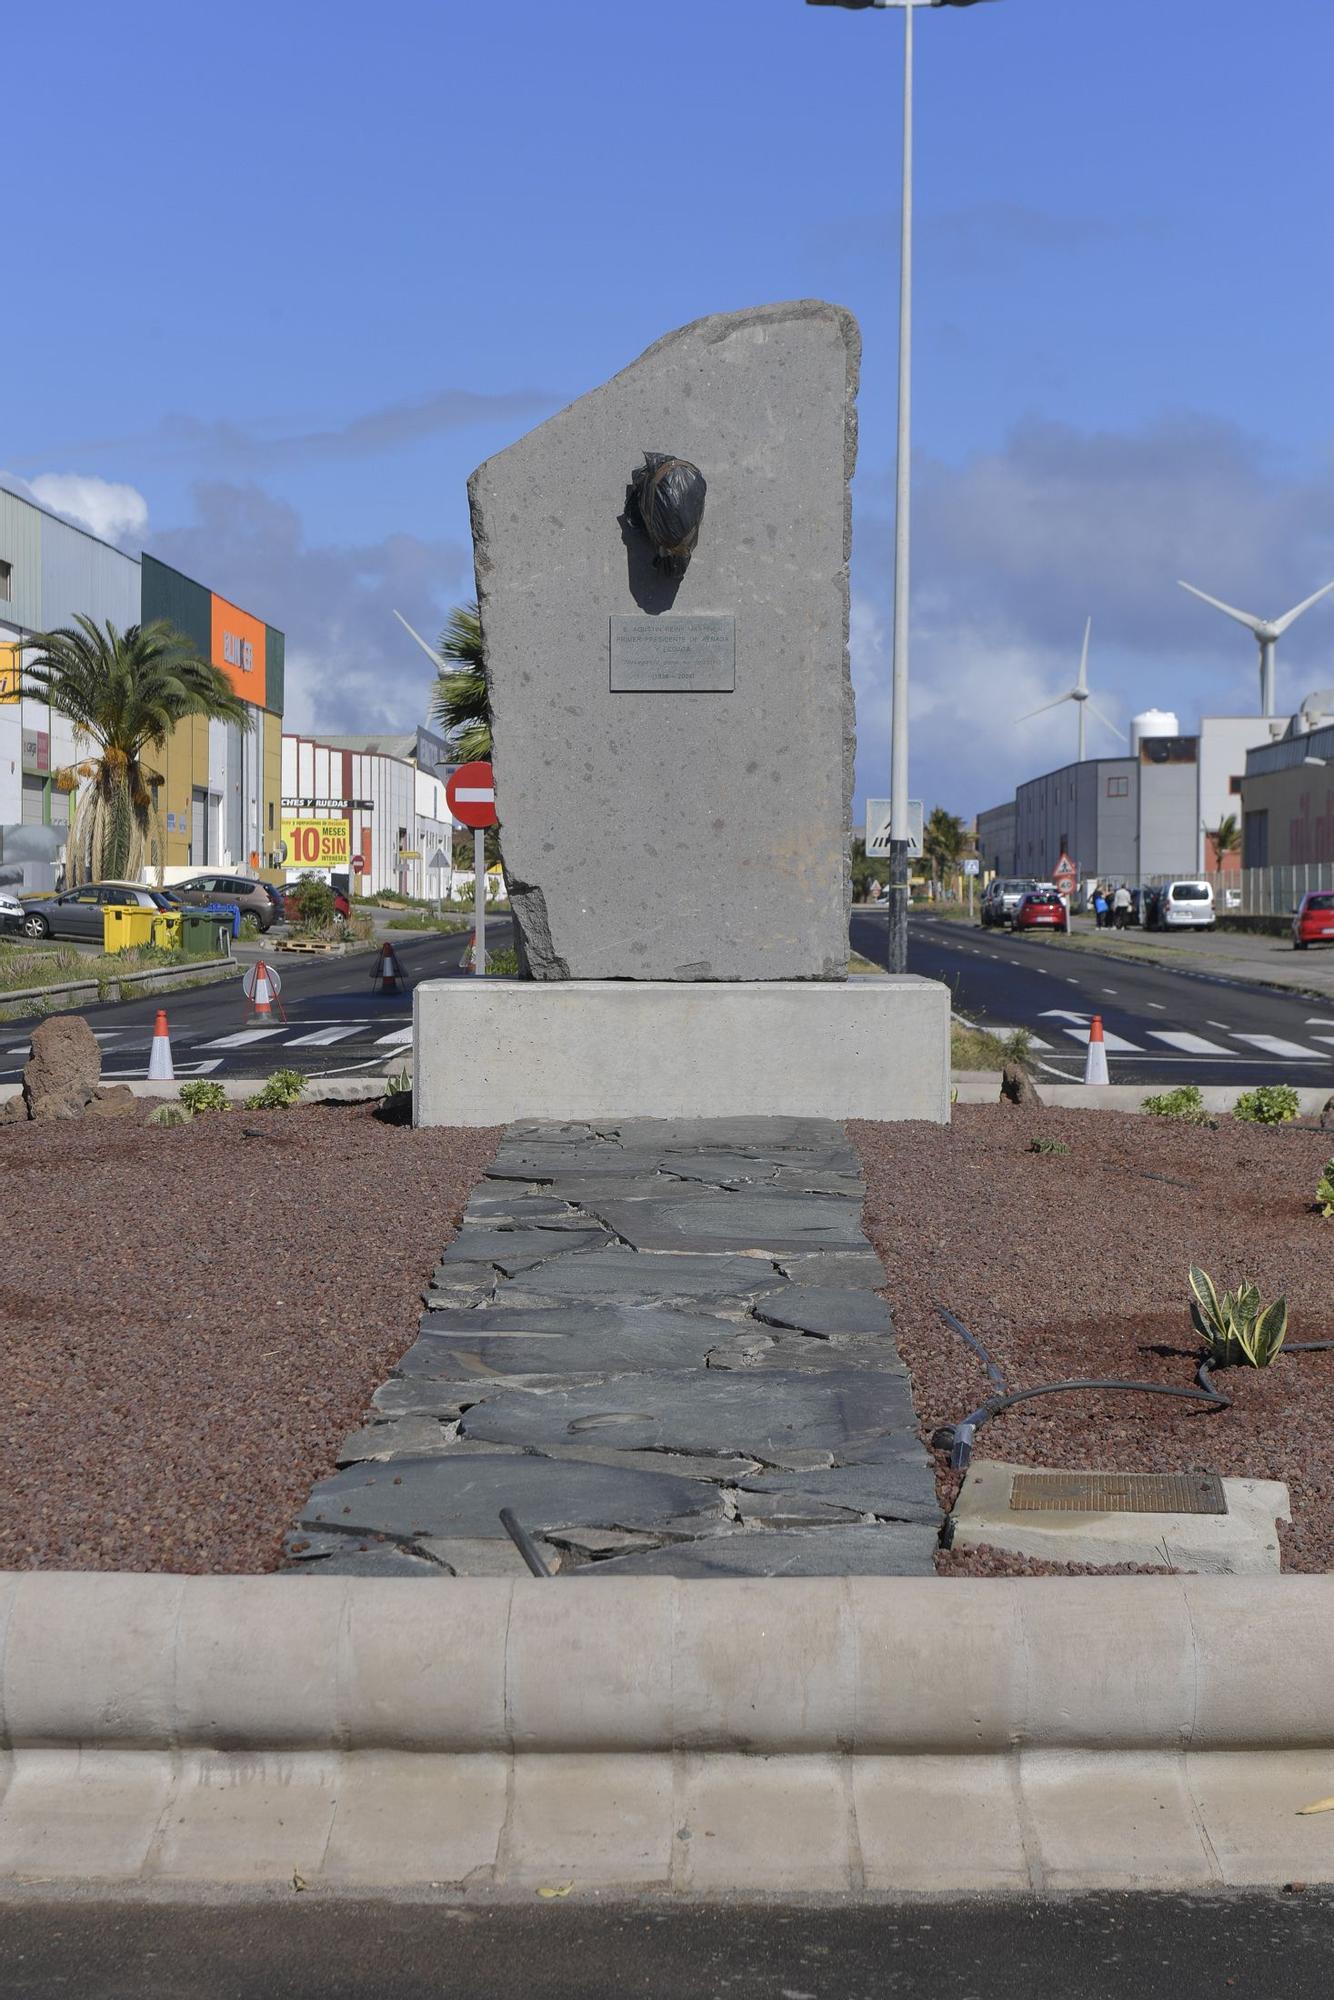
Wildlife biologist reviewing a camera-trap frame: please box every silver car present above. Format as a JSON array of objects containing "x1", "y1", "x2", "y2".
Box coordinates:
[
  {"x1": 18, "y1": 881, "x2": 178, "y2": 942},
  {"x1": 980, "y1": 877, "x2": 1039, "y2": 928}
]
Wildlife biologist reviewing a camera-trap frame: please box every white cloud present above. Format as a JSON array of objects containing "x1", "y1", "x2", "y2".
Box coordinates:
[{"x1": 27, "y1": 472, "x2": 149, "y2": 545}]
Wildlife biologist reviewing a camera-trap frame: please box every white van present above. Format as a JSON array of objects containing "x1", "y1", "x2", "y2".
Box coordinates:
[{"x1": 1149, "y1": 880, "x2": 1215, "y2": 930}]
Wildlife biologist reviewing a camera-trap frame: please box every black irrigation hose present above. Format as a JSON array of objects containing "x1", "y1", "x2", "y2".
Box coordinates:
[
  {"x1": 499, "y1": 1507, "x2": 552, "y2": 1578},
  {"x1": 936, "y1": 1307, "x2": 1008, "y2": 1394},
  {"x1": 935, "y1": 1308, "x2": 1230, "y2": 1472}
]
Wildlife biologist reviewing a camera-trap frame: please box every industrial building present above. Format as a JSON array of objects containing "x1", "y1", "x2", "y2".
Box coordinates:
[
  {"x1": 0, "y1": 487, "x2": 283, "y2": 889},
  {"x1": 977, "y1": 711, "x2": 1274, "y2": 890},
  {"x1": 1240, "y1": 702, "x2": 1334, "y2": 869},
  {"x1": 280, "y1": 726, "x2": 456, "y2": 899}
]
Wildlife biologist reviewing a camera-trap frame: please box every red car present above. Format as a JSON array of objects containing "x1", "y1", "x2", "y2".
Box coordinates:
[
  {"x1": 1012, "y1": 889, "x2": 1069, "y2": 935},
  {"x1": 282, "y1": 884, "x2": 350, "y2": 922},
  {"x1": 1293, "y1": 891, "x2": 1334, "y2": 950}
]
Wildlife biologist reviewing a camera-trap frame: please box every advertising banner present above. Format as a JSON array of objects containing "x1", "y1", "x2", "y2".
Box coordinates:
[
  {"x1": 0, "y1": 642, "x2": 21, "y2": 702},
  {"x1": 283, "y1": 817, "x2": 351, "y2": 867},
  {"x1": 211, "y1": 594, "x2": 267, "y2": 706}
]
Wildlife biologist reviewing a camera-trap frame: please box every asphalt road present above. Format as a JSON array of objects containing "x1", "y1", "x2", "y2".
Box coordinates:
[
  {"x1": 1, "y1": 1893, "x2": 1330, "y2": 1998},
  {"x1": 854, "y1": 911, "x2": 1334, "y2": 1089},
  {"x1": 0, "y1": 923, "x2": 511, "y2": 1085}
]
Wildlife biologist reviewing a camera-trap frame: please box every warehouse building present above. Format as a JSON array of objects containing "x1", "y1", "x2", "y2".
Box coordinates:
[
  {"x1": 1240, "y1": 710, "x2": 1334, "y2": 868},
  {"x1": 978, "y1": 714, "x2": 1273, "y2": 889},
  {"x1": 0, "y1": 487, "x2": 283, "y2": 888},
  {"x1": 280, "y1": 726, "x2": 455, "y2": 899}
]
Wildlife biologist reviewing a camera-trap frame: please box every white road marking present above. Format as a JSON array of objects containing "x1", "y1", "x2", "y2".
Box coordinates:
[
  {"x1": 200, "y1": 1027, "x2": 289, "y2": 1049},
  {"x1": 1101, "y1": 989, "x2": 1118, "y2": 996},
  {"x1": 374, "y1": 1026, "x2": 415, "y2": 1046},
  {"x1": 1039, "y1": 1010, "x2": 1091, "y2": 1024},
  {"x1": 1306, "y1": 1019, "x2": 1334, "y2": 1027},
  {"x1": 977, "y1": 1025, "x2": 1055, "y2": 1052},
  {"x1": 1147, "y1": 1002, "x2": 1167, "y2": 1010},
  {"x1": 1062, "y1": 1026, "x2": 1144, "y2": 1053},
  {"x1": 1207, "y1": 1021, "x2": 1233, "y2": 1032},
  {"x1": 102, "y1": 1059, "x2": 224, "y2": 1078},
  {"x1": 1231, "y1": 1033, "x2": 1329, "y2": 1060},
  {"x1": 283, "y1": 1026, "x2": 367, "y2": 1046},
  {"x1": 1149, "y1": 1031, "x2": 1237, "y2": 1056}
]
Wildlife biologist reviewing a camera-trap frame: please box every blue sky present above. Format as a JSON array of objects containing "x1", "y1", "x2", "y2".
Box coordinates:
[{"x1": 8, "y1": 0, "x2": 1334, "y2": 820}]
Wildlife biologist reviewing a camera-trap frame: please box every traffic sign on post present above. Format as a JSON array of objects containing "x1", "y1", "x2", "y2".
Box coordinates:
[
  {"x1": 866, "y1": 799, "x2": 923, "y2": 862},
  {"x1": 445, "y1": 762, "x2": 498, "y2": 974},
  {"x1": 351, "y1": 855, "x2": 366, "y2": 876},
  {"x1": 446, "y1": 762, "x2": 498, "y2": 830}
]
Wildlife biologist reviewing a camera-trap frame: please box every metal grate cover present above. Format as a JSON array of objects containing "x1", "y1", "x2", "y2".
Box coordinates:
[{"x1": 1008, "y1": 1470, "x2": 1227, "y2": 1517}]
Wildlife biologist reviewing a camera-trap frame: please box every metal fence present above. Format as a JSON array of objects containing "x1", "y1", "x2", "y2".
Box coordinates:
[{"x1": 1197, "y1": 866, "x2": 1334, "y2": 916}]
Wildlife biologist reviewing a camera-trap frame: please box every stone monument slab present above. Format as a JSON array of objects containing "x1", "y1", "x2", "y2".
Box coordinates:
[{"x1": 468, "y1": 299, "x2": 859, "y2": 981}]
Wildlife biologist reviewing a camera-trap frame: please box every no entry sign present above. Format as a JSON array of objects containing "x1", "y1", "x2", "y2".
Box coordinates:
[{"x1": 446, "y1": 761, "x2": 498, "y2": 830}]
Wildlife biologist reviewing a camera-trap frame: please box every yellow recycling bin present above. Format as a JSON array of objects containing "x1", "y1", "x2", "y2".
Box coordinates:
[
  {"x1": 150, "y1": 910, "x2": 183, "y2": 952},
  {"x1": 102, "y1": 906, "x2": 159, "y2": 953}
]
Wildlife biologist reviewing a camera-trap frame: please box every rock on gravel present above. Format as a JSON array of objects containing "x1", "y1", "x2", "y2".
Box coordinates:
[
  {"x1": 0, "y1": 1101, "x2": 498, "y2": 1571},
  {"x1": 851, "y1": 1108, "x2": 1334, "y2": 1575}
]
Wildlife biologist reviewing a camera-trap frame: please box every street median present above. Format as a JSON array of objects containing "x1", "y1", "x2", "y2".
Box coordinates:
[{"x1": 1, "y1": 1571, "x2": 1331, "y2": 1897}]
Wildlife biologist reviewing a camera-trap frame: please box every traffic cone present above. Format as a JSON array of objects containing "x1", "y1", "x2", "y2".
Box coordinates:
[
  {"x1": 1084, "y1": 1014, "x2": 1110, "y2": 1086},
  {"x1": 147, "y1": 1009, "x2": 174, "y2": 1082},
  {"x1": 252, "y1": 961, "x2": 275, "y2": 1017},
  {"x1": 372, "y1": 942, "x2": 406, "y2": 994}
]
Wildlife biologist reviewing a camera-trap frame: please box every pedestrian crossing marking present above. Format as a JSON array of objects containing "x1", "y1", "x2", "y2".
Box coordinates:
[
  {"x1": 200, "y1": 1027, "x2": 289, "y2": 1049},
  {"x1": 1231, "y1": 1033, "x2": 1329, "y2": 1061},
  {"x1": 1149, "y1": 1031, "x2": 1235, "y2": 1057},
  {"x1": 1061, "y1": 1026, "x2": 1144, "y2": 1053},
  {"x1": 283, "y1": 1026, "x2": 366, "y2": 1046},
  {"x1": 375, "y1": 1026, "x2": 415, "y2": 1046}
]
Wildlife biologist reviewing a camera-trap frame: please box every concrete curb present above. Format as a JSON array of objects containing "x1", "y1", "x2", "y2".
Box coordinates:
[
  {"x1": 0, "y1": 1573, "x2": 1331, "y2": 1895},
  {"x1": 0, "y1": 957, "x2": 240, "y2": 1021},
  {"x1": 952, "y1": 1073, "x2": 1333, "y2": 1114},
  {"x1": 0, "y1": 1078, "x2": 390, "y2": 1107}
]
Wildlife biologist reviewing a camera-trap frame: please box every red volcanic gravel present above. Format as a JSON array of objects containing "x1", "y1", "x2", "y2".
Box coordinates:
[
  {"x1": 1, "y1": 1103, "x2": 498, "y2": 1572},
  {"x1": 850, "y1": 1107, "x2": 1334, "y2": 1575}
]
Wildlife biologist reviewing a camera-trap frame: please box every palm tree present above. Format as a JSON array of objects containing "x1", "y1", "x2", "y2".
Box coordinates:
[
  {"x1": 924, "y1": 806, "x2": 966, "y2": 886},
  {"x1": 1212, "y1": 812, "x2": 1241, "y2": 862},
  {"x1": 430, "y1": 601, "x2": 491, "y2": 761},
  {"x1": 20, "y1": 615, "x2": 250, "y2": 884}
]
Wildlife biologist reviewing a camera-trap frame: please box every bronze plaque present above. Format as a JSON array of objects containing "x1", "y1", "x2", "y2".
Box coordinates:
[
  {"x1": 1008, "y1": 1470, "x2": 1227, "y2": 1516},
  {"x1": 610, "y1": 615, "x2": 736, "y2": 693}
]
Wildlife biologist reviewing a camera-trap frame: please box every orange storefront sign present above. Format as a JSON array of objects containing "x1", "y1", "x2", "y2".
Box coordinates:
[
  {"x1": 210, "y1": 595, "x2": 266, "y2": 706},
  {"x1": 0, "y1": 642, "x2": 20, "y2": 703}
]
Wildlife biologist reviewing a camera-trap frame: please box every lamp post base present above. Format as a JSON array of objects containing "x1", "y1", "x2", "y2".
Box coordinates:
[{"x1": 886, "y1": 839, "x2": 911, "y2": 974}]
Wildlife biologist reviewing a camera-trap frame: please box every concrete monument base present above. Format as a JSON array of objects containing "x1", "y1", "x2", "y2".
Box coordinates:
[{"x1": 413, "y1": 977, "x2": 949, "y2": 1127}]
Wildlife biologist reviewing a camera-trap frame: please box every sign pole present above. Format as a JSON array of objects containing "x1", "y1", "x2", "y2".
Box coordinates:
[{"x1": 474, "y1": 827, "x2": 487, "y2": 976}]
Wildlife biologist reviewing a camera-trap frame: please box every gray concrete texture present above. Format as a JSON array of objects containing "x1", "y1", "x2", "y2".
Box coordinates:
[
  {"x1": 413, "y1": 978, "x2": 950, "y2": 1125},
  {"x1": 469, "y1": 300, "x2": 860, "y2": 981},
  {"x1": 2, "y1": 1573, "x2": 1334, "y2": 1895}
]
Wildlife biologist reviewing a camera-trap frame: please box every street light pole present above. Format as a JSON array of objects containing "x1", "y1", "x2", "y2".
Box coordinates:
[
  {"x1": 807, "y1": 0, "x2": 996, "y2": 973},
  {"x1": 887, "y1": 0, "x2": 915, "y2": 978}
]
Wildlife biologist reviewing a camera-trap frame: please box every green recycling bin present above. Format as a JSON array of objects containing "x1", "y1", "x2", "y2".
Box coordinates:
[
  {"x1": 102, "y1": 906, "x2": 158, "y2": 953},
  {"x1": 180, "y1": 909, "x2": 228, "y2": 957}
]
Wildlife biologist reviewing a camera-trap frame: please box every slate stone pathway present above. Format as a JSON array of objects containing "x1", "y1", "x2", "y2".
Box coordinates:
[{"x1": 285, "y1": 1118, "x2": 941, "y2": 1578}]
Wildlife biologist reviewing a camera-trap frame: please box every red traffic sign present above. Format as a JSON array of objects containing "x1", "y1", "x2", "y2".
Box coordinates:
[
  {"x1": 446, "y1": 761, "x2": 498, "y2": 830},
  {"x1": 351, "y1": 855, "x2": 366, "y2": 875},
  {"x1": 1052, "y1": 852, "x2": 1078, "y2": 895}
]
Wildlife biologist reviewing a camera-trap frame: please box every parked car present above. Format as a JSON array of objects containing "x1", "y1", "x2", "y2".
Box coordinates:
[
  {"x1": 1011, "y1": 889, "x2": 1069, "y2": 935},
  {"x1": 281, "y1": 882, "x2": 350, "y2": 922},
  {"x1": 980, "y1": 877, "x2": 1039, "y2": 928},
  {"x1": 1145, "y1": 880, "x2": 1215, "y2": 930},
  {"x1": 18, "y1": 881, "x2": 179, "y2": 942},
  {"x1": 1293, "y1": 891, "x2": 1334, "y2": 950},
  {"x1": 0, "y1": 888, "x2": 26, "y2": 935},
  {"x1": 171, "y1": 873, "x2": 277, "y2": 933}
]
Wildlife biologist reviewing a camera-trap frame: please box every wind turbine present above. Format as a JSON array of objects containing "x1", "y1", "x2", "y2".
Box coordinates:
[
  {"x1": 1014, "y1": 618, "x2": 1123, "y2": 763},
  {"x1": 1177, "y1": 578, "x2": 1334, "y2": 718},
  {"x1": 393, "y1": 608, "x2": 449, "y2": 674}
]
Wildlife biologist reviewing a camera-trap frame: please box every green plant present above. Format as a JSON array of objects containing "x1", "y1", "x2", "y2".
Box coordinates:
[
  {"x1": 998, "y1": 1027, "x2": 1034, "y2": 1071},
  {"x1": 1233, "y1": 1085, "x2": 1300, "y2": 1125},
  {"x1": 289, "y1": 874, "x2": 335, "y2": 929},
  {"x1": 484, "y1": 945, "x2": 520, "y2": 976},
  {"x1": 148, "y1": 1101, "x2": 192, "y2": 1127},
  {"x1": 245, "y1": 1068, "x2": 307, "y2": 1110},
  {"x1": 1188, "y1": 1266, "x2": 1288, "y2": 1369},
  {"x1": 430, "y1": 600, "x2": 491, "y2": 762},
  {"x1": 1028, "y1": 1137, "x2": 1069, "y2": 1155},
  {"x1": 1317, "y1": 1159, "x2": 1334, "y2": 1219},
  {"x1": 179, "y1": 1080, "x2": 228, "y2": 1115},
  {"x1": 238, "y1": 910, "x2": 262, "y2": 938},
  {"x1": 385, "y1": 1066, "x2": 411, "y2": 1097},
  {"x1": 18, "y1": 615, "x2": 250, "y2": 882},
  {"x1": 1144, "y1": 1084, "x2": 1209, "y2": 1122}
]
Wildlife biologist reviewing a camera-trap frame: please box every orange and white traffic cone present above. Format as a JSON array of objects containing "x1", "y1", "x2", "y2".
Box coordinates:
[
  {"x1": 147, "y1": 1008, "x2": 174, "y2": 1082},
  {"x1": 1084, "y1": 1014, "x2": 1110, "y2": 1086},
  {"x1": 252, "y1": 961, "x2": 275, "y2": 1017},
  {"x1": 372, "y1": 942, "x2": 406, "y2": 994}
]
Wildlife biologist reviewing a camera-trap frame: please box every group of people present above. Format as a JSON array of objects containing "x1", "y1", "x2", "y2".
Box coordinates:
[{"x1": 1092, "y1": 884, "x2": 1134, "y2": 930}]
